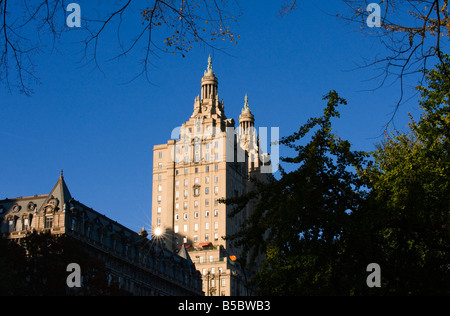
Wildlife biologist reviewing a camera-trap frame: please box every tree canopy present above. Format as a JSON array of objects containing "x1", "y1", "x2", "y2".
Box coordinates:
[{"x1": 226, "y1": 56, "x2": 450, "y2": 295}]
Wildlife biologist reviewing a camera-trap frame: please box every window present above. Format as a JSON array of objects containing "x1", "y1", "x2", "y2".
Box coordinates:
[
  {"x1": 205, "y1": 187, "x2": 209, "y2": 195},
  {"x1": 158, "y1": 152, "x2": 163, "y2": 159},
  {"x1": 175, "y1": 214, "x2": 179, "y2": 221},
  {"x1": 175, "y1": 226, "x2": 179, "y2": 233},
  {"x1": 157, "y1": 195, "x2": 162, "y2": 202},
  {"x1": 215, "y1": 176, "x2": 219, "y2": 183},
  {"x1": 205, "y1": 210, "x2": 210, "y2": 217},
  {"x1": 15, "y1": 219, "x2": 21, "y2": 231},
  {"x1": 184, "y1": 168, "x2": 188, "y2": 175},
  {"x1": 195, "y1": 177, "x2": 199, "y2": 184},
  {"x1": 45, "y1": 216, "x2": 53, "y2": 229},
  {"x1": 183, "y1": 225, "x2": 188, "y2": 232},
  {"x1": 158, "y1": 184, "x2": 162, "y2": 192},
  {"x1": 195, "y1": 167, "x2": 199, "y2": 173},
  {"x1": 184, "y1": 190, "x2": 188, "y2": 198},
  {"x1": 175, "y1": 180, "x2": 179, "y2": 187},
  {"x1": 215, "y1": 233, "x2": 219, "y2": 241},
  {"x1": 205, "y1": 176, "x2": 210, "y2": 183},
  {"x1": 194, "y1": 223, "x2": 198, "y2": 232},
  {"x1": 214, "y1": 209, "x2": 218, "y2": 217},
  {"x1": 194, "y1": 235, "x2": 198, "y2": 242},
  {"x1": 184, "y1": 179, "x2": 188, "y2": 186},
  {"x1": 194, "y1": 212, "x2": 199, "y2": 218},
  {"x1": 194, "y1": 201, "x2": 199, "y2": 208},
  {"x1": 205, "y1": 165, "x2": 209, "y2": 172},
  {"x1": 175, "y1": 203, "x2": 179, "y2": 211},
  {"x1": 214, "y1": 186, "x2": 219, "y2": 194},
  {"x1": 158, "y1": 163, "x2": 163, "y2": 170},
  {"x1": 214, "y1": 222, "x2": 219, "y2": 229},
  {"x1": 183, "y1": 213, "x2": 188, "y2": 220},
  {"x1": 175, "y1": 191, "x2": 179, "y2": 199},
  {"x1": 205, "y1": 223, "x2": 209, "y2": 230},
  {"x1": 8, "y1": 220, "x2": 14, "y2": 232},
  {"x1": 215, "y1": 164, "x2": 219, "y2": 171},
  {"x1": 71, "y1": 218, "x2": 77, "y2": 231},
  {"x1": 183, "y1": 202, "x2": 188, "y2": 210},
  {"x1": 205, "y1": 199, "x2": 209, "y2": 206},
  {"x1": 157, "y1": 207, "x2": 162, "y2": 214},
  {"x1": 205, "y1": 234, "x2": 209, "y2": 241},
  {"x1": 194, "y1": 188, "x2": 199, "y2": 196},
  {"x1": 158, "y1": 174, "x2": 162, "y2": 180}
]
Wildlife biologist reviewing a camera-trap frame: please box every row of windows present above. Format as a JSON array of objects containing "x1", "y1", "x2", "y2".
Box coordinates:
[
  {"x1": 173, "y1": 175, "x2": 219, "y2": 187},
  {"x1": 175, "y1": 209, "x2": 219, "y2": 220},
  {"x1": 157, "y1": 192, "x2": 221, "y2": 204},
  {"x1": 158, "y1": 164, "x2": 220, "y2": 173},
  {"x1": 174, "y1": 222, "x2": 219, "y2": 233},
  {"x1": 2, "y1": 216, "x2": 53, "y2": 233},
  {"x1": 158, "y1": 184, "x2": 220, "y2": 194},
  {"x1": 173, "y1": 231, "x2": 220, "y2": 243},
  {"x1": 157, "y1": 141, "x2": 221, "y2": 160}
]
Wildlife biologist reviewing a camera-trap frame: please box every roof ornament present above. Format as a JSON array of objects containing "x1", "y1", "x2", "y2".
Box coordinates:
[
  {"x1": 244, "y1": 93, "x2": 250, "y2": 111},
  {"x1": 206, "y1": 55, "x2": 213, "y2": 74}
]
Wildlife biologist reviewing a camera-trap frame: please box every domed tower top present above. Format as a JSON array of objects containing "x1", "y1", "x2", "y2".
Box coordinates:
[
  {"x1": 201, "y1": 55, "x2": 219, "y2": 101},
  {"x1": 239, "y1": 93, "x2": 255, "y2": 134}
]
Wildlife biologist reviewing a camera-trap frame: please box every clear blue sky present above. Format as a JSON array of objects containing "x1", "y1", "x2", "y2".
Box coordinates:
[{"x1": 0, "y1": 1, "x2": 432, "y2": 232}]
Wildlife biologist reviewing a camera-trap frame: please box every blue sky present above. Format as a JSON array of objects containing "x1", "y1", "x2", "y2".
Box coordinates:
[{"x1": 0, "y1": 1, "x2": 434, "y2": 232}]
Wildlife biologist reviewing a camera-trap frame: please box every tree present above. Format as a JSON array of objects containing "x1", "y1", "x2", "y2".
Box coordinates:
[
  {"x1": 227, "y1": 91, "x2": 371, "y2": 295},
  {"x1": 0, "y1": 231, "x2": 127, "y2": 296},
  {"x1": 282, "y1": 1, "x2": 450, "y2": 124},
  {"x1": 226, "y1": 58, "x2": 449, "y2": 295},
  {"x1": 360, "y1": 55, "x2": 450, "y2": 295},
  {"x1": 0, "y1": 0, "x2": 242, "y2": 95}
]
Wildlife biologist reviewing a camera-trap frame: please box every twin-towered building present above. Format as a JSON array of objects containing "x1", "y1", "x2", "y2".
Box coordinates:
[
  {"x1": 0, "y1": 57, "x2": 272, "y2": 296},
  {"x1": 152, "y1": 56, "x2": 272, "y2": 296}
]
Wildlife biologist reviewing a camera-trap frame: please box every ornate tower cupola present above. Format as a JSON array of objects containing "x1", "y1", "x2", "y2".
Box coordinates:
[
  {"x1": 239, "y1": 94, "x2": 255, "y2": 135},
  {"x1": 201, "y1": 55, "x2": 219, "y2": 101},
  {"x1": 193, "y1": 55, "x2": 224, "y2": 118}
]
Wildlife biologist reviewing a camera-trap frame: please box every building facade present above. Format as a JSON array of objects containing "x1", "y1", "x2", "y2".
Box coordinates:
[
  {"x1": 151, "y1": 57, "x2": 271, "y2": 296},
  {"x1": 0, "y1": 172, "x2": 203, "y2": 296}
]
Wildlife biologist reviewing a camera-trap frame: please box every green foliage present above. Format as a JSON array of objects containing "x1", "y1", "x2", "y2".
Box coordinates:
[
  {"x1": 361, "y1": 56, "x2": 450, "y2": 295},
  {"x1": 227, "y1": 59, "x2": 450, "y2": 295},
  {"x1": 227, "y1": 90, "x2": 371, "y2": 295}
]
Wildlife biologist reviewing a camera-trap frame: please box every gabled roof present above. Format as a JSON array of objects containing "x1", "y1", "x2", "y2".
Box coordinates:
[
  {"x1": 177, "y1": 244, "x2": 195, "y2": 268},
  {"x1": 39, "y1": 170, "x2": 72, "y2": 212}
]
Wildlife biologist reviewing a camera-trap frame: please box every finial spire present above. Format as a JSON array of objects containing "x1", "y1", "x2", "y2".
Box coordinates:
[
  {"x1": 207, "y1": 55, "x2": 213, "y2": 74},
  {"x1": 244, "y1": 93, "x2": 250, "y2": 111},
  {"x1": 60, "y1": 169, "x2": 64, "y2": 178}
]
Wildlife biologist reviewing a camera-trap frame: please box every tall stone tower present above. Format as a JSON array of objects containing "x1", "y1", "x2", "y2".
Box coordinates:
[{"x1": 151, "y1": 57, "x2": 269, "y2": 296}]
